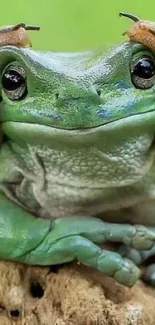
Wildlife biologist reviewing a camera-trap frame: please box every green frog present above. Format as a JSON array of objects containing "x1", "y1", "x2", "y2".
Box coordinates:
[{"x1": 0, "y1": 26, "x2": 155, "y2": 287}]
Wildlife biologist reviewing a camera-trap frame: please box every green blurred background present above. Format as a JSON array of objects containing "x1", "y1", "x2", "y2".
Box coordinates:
[{"x1": 1, "y1": 0, "x2": 154, "y2": 51}]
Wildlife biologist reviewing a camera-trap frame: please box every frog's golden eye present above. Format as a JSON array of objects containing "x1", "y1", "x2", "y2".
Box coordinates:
[
  {"x1": 1, "y1": 66, "x2": 27, "y2": 100},
  {"x1": 131, "y1": 56, "x2": 155, "y2": 89}
]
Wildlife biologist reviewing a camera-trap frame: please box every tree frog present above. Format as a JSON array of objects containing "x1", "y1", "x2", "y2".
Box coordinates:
[{"x1": 0, "y1": 15, "x2": 155, "y2": 288}]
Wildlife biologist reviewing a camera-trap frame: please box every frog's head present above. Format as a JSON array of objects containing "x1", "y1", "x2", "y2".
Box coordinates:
[
  {"x1": 1, "y1": 43, "x2": 155, "y2": 187},
  {"x1": 0, "y1": 43, "x2": 155, "y2": 140}
]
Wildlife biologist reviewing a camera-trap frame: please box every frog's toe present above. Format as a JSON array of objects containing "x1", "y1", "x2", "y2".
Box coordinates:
[
  {"x1": 119, "y1": 244, "x2": 155, "y2": 265},
  {"x1": 143, "y1": 264, "x2": 155, "y2": 286},
  {"x1": 119, "y1": 245, "x2": 155, "y2": 287},
  {"x1": 113, "y1": 258, "x2": 140, "y2": 286},
  {"x1": 71, "y1": 236, "x2": 140, "y2": 287}
]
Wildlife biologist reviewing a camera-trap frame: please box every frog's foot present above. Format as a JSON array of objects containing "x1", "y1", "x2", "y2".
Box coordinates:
[
  {"x1": 118, "y1": 226, "x2": 155, "y2": 265},
  {"x1": 0, "y1": 192, "x2": 153, "y2": 288},
  {"x1": 19, "y1": 217, "x2": 155, "y2": 287},
  {"x1": 76, "y1": 218, "x2": 155, "y2": 250},
  {"x1": 143, "y1": 264, "x2": 155, "y2": 286},
  {"x1": 119, "y1": 243, "x2": 155, "y2": 286},
  {"x1": 24, "y1": 234, "x2": 140, "y2": 287},
  {"x1": 21, "y1": 217, "x2": 155, "y2": 287}
]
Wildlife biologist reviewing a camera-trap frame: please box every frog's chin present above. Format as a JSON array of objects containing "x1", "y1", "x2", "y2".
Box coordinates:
[{"x1": 2, "y1": 110, "x2": 155, "y2": 146}]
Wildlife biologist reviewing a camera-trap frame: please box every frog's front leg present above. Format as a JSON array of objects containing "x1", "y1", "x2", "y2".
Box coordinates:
[{"x1": 1, "y1": 192, "x2": 155, "y2": 287}]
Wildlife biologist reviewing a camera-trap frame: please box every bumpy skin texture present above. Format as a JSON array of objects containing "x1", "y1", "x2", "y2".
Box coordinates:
[{"x1": 1, "y1": 43, "x2": 155, "y2": 286}]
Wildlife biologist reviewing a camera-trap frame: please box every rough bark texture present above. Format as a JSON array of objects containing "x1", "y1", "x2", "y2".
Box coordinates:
[{"x1": 0, "y1": 261, "x2": 154, "y2": 325}]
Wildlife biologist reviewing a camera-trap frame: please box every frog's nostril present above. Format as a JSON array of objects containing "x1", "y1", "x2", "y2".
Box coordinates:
[
  {"x1": 55, "y1": 92, "x2": 59, "y2": 100},
  {"x1": 96, "y1": 89, "x2": 101, "y2": 97}
]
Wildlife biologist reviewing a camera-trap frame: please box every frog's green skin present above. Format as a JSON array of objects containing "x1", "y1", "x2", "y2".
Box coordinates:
[{"x1": 1, "y1": 43, "x2": 155, "y2": 286}]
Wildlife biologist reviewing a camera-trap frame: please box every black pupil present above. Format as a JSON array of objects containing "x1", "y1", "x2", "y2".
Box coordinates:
[
  {"x1": 2, "y1": 69, "x2": 25, "y2": 91},
  {"x1": 133, "y1": 58, "x2": 155, "y2": 79}
]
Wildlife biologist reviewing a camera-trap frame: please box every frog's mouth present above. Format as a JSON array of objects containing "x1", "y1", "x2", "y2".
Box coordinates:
[{"x1": 2, "y1": 110, "x2": 155, "y2": 146}]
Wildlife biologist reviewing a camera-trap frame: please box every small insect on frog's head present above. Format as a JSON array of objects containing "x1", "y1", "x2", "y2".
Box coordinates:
[
  {"x1": 120, "y1": 12, "x2": 155, "y2": 53},
  {"x1": 0, "y1": 23, "x2": 40, "y2": 47}
]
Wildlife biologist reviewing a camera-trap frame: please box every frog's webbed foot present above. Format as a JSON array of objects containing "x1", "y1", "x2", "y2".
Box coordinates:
[
  {"x1": 22, "y1": 218, "x2": 155, "y2": 287},
  {"x1": 0, "y1": 192, "x2": 140, "y2": 287},
  {"x1": 119, "y1": 234, "x2": 155, "y2": 287},
  {"x1": 1, "y1": 191, "x2": 155, "y2": 287},
  {"x1": 24, "y1": 232, "x2": 140, "y2": 287}
]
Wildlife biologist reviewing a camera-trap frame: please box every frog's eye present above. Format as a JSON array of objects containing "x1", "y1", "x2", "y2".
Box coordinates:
[
  {"x1": 1, "y1": 66, "x2": 27, "y2": 100},
  {"x1": 131, "y1": 56, "x2": 155, "y2": 89}
]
